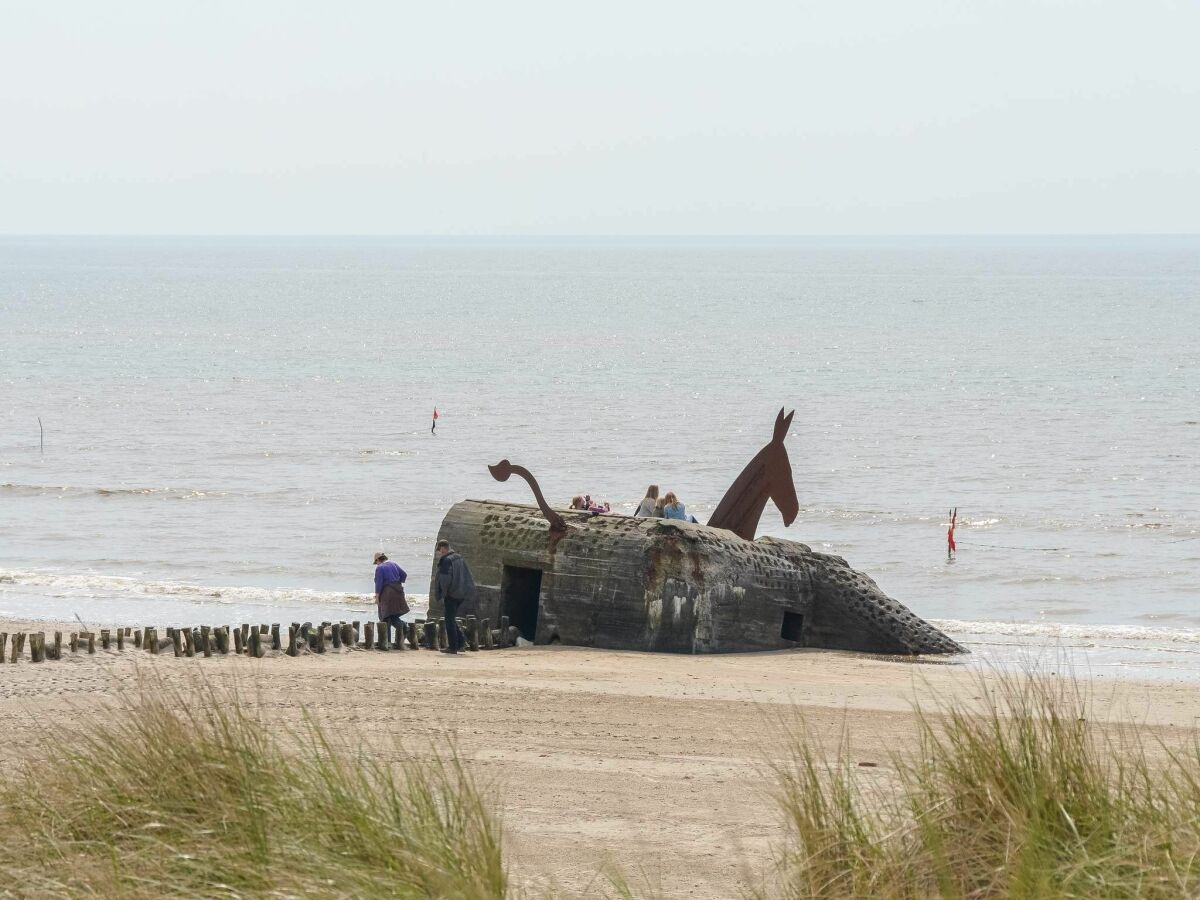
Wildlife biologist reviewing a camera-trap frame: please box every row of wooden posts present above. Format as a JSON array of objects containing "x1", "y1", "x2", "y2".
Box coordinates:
[{"x1": 1, "y1": 616, "x2": 523, "y2": 664}]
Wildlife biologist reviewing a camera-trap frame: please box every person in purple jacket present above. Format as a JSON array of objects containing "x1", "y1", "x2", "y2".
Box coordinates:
[{"x1": 373, "y1": 552, "x2": 409, "y2": 637}]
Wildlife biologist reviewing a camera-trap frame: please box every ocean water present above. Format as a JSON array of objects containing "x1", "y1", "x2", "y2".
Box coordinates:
[{"x1": 2, "y1": 236, "x2": 1198, "y2": 678}]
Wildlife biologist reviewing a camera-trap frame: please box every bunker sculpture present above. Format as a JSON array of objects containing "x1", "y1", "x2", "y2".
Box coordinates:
[{"x1": 429, "y1": 410, "x2": 964, "y2": 655}]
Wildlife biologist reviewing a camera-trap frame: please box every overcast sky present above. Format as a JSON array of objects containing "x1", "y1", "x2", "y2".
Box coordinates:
[{"x1": 1, "y1": 1, "x2": 1197, "y2": 235}]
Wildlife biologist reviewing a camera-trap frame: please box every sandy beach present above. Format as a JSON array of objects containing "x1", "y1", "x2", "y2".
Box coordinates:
[{"x1": 2, "y1": 616, "x2": 1198, "y2": 898}]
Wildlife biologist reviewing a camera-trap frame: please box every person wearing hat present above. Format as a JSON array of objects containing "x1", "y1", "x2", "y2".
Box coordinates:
[{"x1": 373, "y1": 552, "x2": 409, "y2": 635}]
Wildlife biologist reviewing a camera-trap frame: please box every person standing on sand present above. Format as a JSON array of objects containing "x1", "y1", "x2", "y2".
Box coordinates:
[
  {"x1": 435, "y1": 539, "x2": 476, "y2": 655},
  {"x1": 373, "y1": 552, "x2": 409, "y2": 633}
]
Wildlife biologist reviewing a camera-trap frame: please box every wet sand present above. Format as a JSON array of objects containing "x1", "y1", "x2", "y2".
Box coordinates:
[{"x1": 2, "y1": 616, "x2": 1198, "y2": 898}]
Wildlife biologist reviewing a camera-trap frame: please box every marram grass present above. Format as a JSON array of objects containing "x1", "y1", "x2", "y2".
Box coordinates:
[
  {"x1": 758, "y1": 670, "x2": 1200, "y2": 900},
  {"x1": 0, "y1": 677, "x2": 505, "y2": 899},
  {"x1": 0, "y1": 668, "x2": 1197, "y2": 899}
]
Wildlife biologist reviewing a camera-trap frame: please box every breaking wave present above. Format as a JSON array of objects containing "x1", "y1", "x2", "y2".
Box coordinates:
[
  {"x1": 934, "y1": 618, "x2": 1200, "y2": 648},
  {"x1": 2, "y1": 483, "x2": 228, "y2": 500},
  {"x1": 0, "y1": 568, "x2": 380, "y2": 608}
]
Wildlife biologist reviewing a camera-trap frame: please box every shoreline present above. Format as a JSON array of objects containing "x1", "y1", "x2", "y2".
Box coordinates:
[{"x1": 2, "y1": 614, "x2": 1198, "y2": 897}]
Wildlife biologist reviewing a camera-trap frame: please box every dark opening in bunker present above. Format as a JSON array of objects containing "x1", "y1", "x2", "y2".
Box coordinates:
[
  {"x1": 502, "y1": 565, "x2": 543, "y2": 642},
  {"x1": 780, "y1": 610, "x2": 805, "y2": 643}
]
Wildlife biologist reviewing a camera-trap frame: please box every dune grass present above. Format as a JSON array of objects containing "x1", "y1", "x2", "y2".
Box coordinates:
[
  {"x1": 1, "y1": 667, "x2": 1198, "y2": 899},
  {"x1": 0, "y1": 677, "x2": 505, "y2": 899},
  {"x1": 760, "y1": 671, "x2": 1200, "y2": 899}
]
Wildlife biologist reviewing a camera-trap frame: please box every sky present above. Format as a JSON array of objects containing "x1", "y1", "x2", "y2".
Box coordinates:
[{"x1": 1, "y1": 0, "x2": 1197, "y2": 235}]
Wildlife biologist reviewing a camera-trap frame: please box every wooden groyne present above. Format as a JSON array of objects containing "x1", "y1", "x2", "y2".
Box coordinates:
[{"x1": 0, "y1": 617, "x2": 522, "y2": 664}]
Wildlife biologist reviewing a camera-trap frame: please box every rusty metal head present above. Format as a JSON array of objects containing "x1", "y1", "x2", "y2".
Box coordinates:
[
  {"x1": 489, "y1": 459, "x2": 567, "y2": 532},
  {"x1": 706, "y1": 407, "x2": 798, "y2": 541}
]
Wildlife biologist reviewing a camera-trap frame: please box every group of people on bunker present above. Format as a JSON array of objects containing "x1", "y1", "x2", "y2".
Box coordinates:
[{"x1": 569, "y1": 484, "x2": 698, "y2": 523}]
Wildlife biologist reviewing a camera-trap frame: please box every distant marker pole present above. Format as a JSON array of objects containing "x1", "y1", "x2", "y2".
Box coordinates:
[
  {"x1": 947, "y1": 507, "x2": 957, "y2": 559},
  {"x1": 38, "y1": 417, "x2": 43, "y2": 454},
  {"x1": 431, "y1": 407, "x2": 439, "y2": 435}
]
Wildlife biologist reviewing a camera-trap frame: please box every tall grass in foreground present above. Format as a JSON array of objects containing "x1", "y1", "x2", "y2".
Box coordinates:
[
  {"x1": 0, "y1": 679, "x2": 505, "y2": 899},
  {"x1": 762, "y1": 672, "x2": 1200, "y2": 899}
]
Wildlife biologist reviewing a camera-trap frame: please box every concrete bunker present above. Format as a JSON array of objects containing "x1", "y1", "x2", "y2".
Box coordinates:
[{"x1": 426, "y1": 410, "x2": 965, "y2": 656}]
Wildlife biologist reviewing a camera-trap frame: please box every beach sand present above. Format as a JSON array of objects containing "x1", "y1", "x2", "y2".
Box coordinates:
[{"x1": 2, "y1": 616, "x2": 1198, "y2": 898}]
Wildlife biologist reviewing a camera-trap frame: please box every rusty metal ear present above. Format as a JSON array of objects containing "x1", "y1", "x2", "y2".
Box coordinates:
[{"x1": 773, "y1": 407, "x2": 793, "y2": 443}]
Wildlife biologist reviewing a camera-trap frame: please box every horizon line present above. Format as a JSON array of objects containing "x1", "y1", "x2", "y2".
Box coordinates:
[{"x1": 2, "y1": 232, "x2": 1198, "y2": 240}]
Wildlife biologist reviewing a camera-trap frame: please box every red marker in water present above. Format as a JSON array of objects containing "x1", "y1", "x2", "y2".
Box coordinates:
[
  {"x1": 947, "y1": 507, "x2": 957, "y2": 559},
  {"x1": 431, "y1": 407, "x2": 439, "y2": 435}
]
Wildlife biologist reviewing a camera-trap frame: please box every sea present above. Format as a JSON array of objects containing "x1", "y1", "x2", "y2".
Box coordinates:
[{"x1": 1, "y1": 236, "x2": 1197, "y2": 679}]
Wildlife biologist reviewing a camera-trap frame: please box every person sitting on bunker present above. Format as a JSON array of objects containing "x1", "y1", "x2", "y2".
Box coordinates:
[
  {"x1": 635, "y1": 484, "x2": 661, "y2": 517},
  {"x1": 662, "y1": 491, "x2": 699, "y2": 523},
  {"x1": 435, "y1": 540, "x2": 477, "y2": 655},
  {"x1": 373, "y1": 552, "x2": 409, "y2": 631}
]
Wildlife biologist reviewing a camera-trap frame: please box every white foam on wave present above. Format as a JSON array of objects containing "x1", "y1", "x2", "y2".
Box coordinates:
[
  {"x1": 2, "y1": 483, "x2": 229, "y2": 500},
  {"x1": 934, "y1": 618, "x2": 1200, "y2": 647},
  {"x1": 0, "y1": 568, "x2": 401, "y2": 609}
]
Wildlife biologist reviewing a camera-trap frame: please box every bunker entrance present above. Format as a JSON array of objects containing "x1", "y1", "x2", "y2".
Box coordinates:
[
  {"x1": 780, "y1": 610, "x2": 805, "y2": 643},
  {"x1": 502, "y1": 565, "x2": 543, "y2": 642}
]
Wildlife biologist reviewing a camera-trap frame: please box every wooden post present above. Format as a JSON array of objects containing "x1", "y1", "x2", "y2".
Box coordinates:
[
  {"x1": 233, "y1": 627, "x2": 244, "y2": 655},
  {"x1": 133, "y1": 629, "x2": 142, "y2": 649},
  {"x1": 480, "y1": 618, "x2": 493, "y2": 649},
  {"x1": 331, "y1": 623, "x2": 342, "y2": 649},
  {"x1": 363, "y1": 622, "x2": 374, "y2": 651},
  {"x1": 29, "y1": 633, "x2": 44, "y2": 663},
  {"x1": 116, "y1": 629, "x2": 124, "y2": 651},
  {"x1": 171, "y1": 629, "x2": 183, "y2": 658},
  {"x1": 183, "y1": 629, "x2": 195, "y2": 658},
  {"x1": 100, "y1": 629, "x2": 111, "y2": 651},
  {"x1": 69, "y1": 633, "x2": 79, "y2": 655},
  {"x1": 247, "y1": 628, "x2": 262, "y2": 658},
  {"x1": 423, "y1": 621, "x2": 438, "y2": 650},
  {"x1": 12, "y1": 633, "x2": 25, "y2": 663},
  {"x1": 286, "y1": 625, "x2": 298, "y2": 657},
  {"x1": 466, "y1": 616, "x2": 479, "y2": 651},
  {"x1": 340, "y1": 623, "x2": 354, "y2": 648},
  {"x1": 51, "y1": 631, "x2": 63, "y2": 660},
  {"x1": 0, "y1": 633, "x2": 6, "y2": 662},
  {"x1": 375, "y1": 621, "x2": 387, "y2": 650},
  {"x1": 270, "y1": 624, "x2": 281, "y2": 651},
  {"x1": 352, "y1": 621, "x2": 360, "y2": 645},
  {"x1": 198, "y1": 625, "x2": 210, "y2": 657},
  {"x1": 239, "y1": 624, "x2": 250, "y2": 653},
  {"x1": 148, "y1": 627, "x2": 159, "y2": 654},
  {"x1": 313, "y1": 625, "x2": 326, "y2": 654},
  {"x1": 87, "y1": 632, "x2": 96, "y2": 654}
]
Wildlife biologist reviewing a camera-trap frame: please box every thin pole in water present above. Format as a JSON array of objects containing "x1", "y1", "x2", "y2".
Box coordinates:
[{"x1": 38, "y1": 417, "x2": 43, "y2": 454}]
